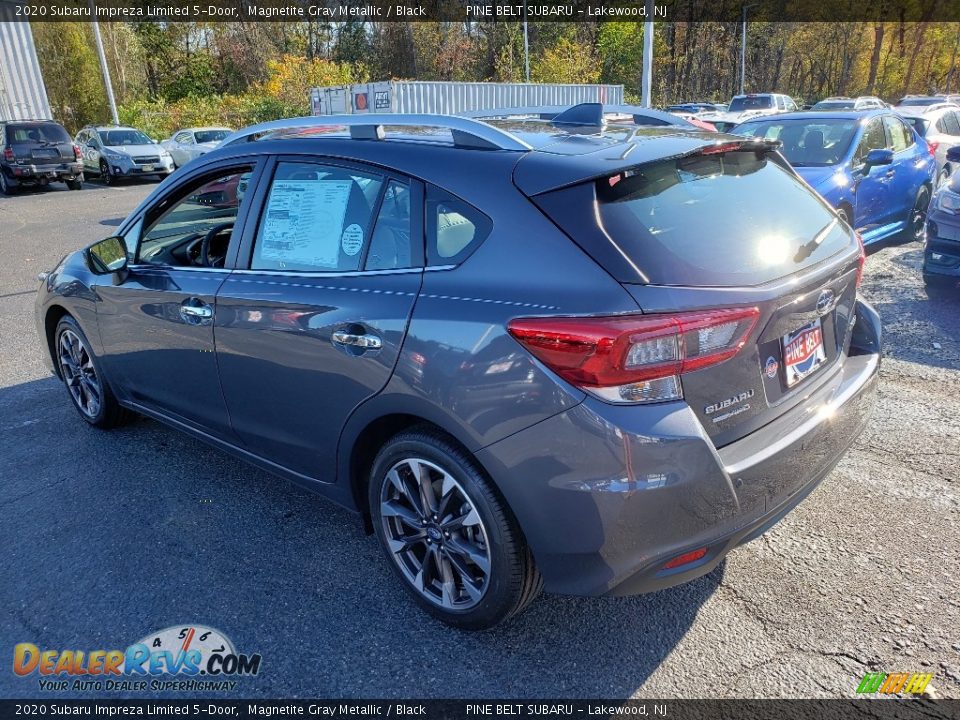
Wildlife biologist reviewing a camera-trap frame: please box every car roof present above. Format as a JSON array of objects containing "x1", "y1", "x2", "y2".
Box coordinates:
[
  {"x1": 199, "y1": 113, "x2": 748, "y2": 198},
  {"x1": 177, "y1": 126, "x2": 233, "y2": 132}
]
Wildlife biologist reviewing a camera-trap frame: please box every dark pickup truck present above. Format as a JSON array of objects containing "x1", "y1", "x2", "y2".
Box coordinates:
[{"x1": 0, "y1": 120, "x2": 84, "y2": 194}]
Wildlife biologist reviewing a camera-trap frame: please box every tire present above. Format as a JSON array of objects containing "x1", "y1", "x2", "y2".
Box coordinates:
[
  {"x1": 903, "y1": 186, "x2": 930, "y2": 243},
  {"x1": 936, "y1": 167, "x2": 950, "y2": 189},
  {"x1": 54, "y1": 316, "x2": 129, "y2": 428},
  {"x1": 0, "y1": 171, "x2": 16, "y2": 195},
  {"x1": 369, "y1": 428, "x2": 542, "y2": 630},
  {"x1": 66, "y1": 177, "x2": 83, "y2": 191},
  {"x1": 99, "y1": 160, "x2": 112, "y2": 186},
  {"x1": 836, "y1": 207, "x2": 851, "y2": 227}
]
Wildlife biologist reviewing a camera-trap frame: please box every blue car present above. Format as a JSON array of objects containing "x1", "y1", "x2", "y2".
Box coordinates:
[{"x1": 734, "y1": 110, "x2": 936, "y2": 245}]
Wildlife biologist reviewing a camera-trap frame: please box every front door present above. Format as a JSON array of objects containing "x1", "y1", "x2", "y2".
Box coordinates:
[
  {"x1": 95, "y1": 161, "x2": 260, "y2": 439},
  {"x1": 852, "y1": 116, "x2": 894, "y2": 236},
  {"x1": 214, "y1": 158, "x2": 423, "y2": 480}
]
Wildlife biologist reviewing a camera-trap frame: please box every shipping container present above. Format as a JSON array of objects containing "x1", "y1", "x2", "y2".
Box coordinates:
[
  {"x1": 311, "y1": 81, "x2": 624, "y2": 116},
  {"x1": 0, "y1": 4, "x2": 51, "y2": 122}
]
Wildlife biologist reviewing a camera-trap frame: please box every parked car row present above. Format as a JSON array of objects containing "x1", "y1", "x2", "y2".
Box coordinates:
[{"x1": 0, "y1": 119, "x2": 233, "y2": 195}]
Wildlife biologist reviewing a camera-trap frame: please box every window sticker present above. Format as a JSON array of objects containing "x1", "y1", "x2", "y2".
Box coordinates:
[
  {"x1": 259, "y1": 180, "x2": 352, "y2": 269},
  {"x1": 341, "y1": 223, "x2": 364, "y2": 256}
]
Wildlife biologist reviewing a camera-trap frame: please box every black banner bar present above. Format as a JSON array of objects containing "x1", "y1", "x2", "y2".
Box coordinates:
[
  {"x1": 6, "y1": 0, "x2": 960, "y2": 23},
  {"x1": 0, "y1": 700, "x2": 957, "y2": 720}
]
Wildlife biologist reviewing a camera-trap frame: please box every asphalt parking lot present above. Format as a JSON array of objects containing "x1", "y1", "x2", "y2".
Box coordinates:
[{"x1": 1, "y1": 180, "x2": 958, "y2": 700}]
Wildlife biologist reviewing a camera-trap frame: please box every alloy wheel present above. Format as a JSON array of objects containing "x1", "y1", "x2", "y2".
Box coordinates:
[
  {"x1": 0, "y1": 172, "x2": 9, "y2": 194},
  {"x1": 99, "y1": 160, "x2": 111, "y2": 185},
  {"x1": 910, "y1": 189, "x2": 929, "y2": 242},
  {"x1": 937, "y1": 168, "x2": 950, "y2": 189},
  {"x1": 379, "y1": 457, "x2": 492, "y2": 610},
  {"x1": 58, "y1": 329, "x2": 102, "y2": 419}
]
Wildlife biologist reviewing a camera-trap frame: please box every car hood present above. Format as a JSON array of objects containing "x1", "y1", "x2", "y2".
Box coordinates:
[{"x1": 103, "y1": 144, "x2": 162, "y2": 156}]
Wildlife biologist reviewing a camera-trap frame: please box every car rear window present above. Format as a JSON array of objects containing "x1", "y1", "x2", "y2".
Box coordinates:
[
  {"x1": 729, "y1": 96, "x2": 773, "y2": 112},
  {"x1": 535, "y1": 150, "x2": 853, "y2": 287},
  {"x1": 6, "y1": 123, "x2": 71, "y2": 144}
]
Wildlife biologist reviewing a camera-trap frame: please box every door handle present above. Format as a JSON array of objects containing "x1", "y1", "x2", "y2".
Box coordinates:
[
  {"x1": 332, "y1": 329, "x2": 382, "y2": 350},
  {"x1": 179, "y1": 298, "x2": 213, "y2": 323}
]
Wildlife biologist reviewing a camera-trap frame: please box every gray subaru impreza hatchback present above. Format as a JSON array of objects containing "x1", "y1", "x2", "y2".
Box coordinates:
[{"x1": 36, "y1": 105, "x2": 881, "y2": 629}]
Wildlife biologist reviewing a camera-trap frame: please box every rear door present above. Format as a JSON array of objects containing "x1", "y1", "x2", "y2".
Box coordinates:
[
  {"x1": 214, "y1": 156, "x2": 423, "y2": 480},
  {"x1": 531, "y1": 146, "x2": 861, "y2": 447},
  {"x1": 883, "y1": 114, "x2": 923, "y2": 221}
]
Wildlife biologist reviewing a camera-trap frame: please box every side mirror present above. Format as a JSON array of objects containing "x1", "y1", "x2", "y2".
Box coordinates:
[
  {"x1": 86, "y1": 236, "x2": 128, "y2": 281},
  {"x1": 864, "y1": 148, "x2": 894, "y2": 167},
  {"x1": 947, "y1": 146, "x2": 960, "y2": 163}
]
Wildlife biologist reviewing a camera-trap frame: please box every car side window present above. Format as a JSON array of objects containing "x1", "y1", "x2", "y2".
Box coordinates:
[
  {"x1": 775, "y1": 96, "x2": 785, "y2": 110},
  {"x1": 365, "y1": 180, "x2": 414, "y2": 271},
  {"x1": 944, "y1": 112, "x2": 960, "y2": 136},
  {"x1": 855, "y1": 118, "x2": 887, "y2": 165},
  {"x1": 137, "y1": 166, "x2": 253, "y2": 267},
  {"x1": 251, "y1": 161, "x2": 386, "y2": 273},
  {"x1": 884, "y1": 115, "x2": 912, "y2": 152},
  {"x1": 425, "y1": 186, "x2": 492, "y2": 266},
  {"x1": 177, "y1": 132, "x2": 193, "y2": 145}
]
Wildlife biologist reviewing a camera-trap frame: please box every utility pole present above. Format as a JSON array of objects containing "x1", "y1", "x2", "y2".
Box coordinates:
[
  {"x1": 90, "y1": 13, "x2": 119, "y2": 124},
  {"x1": 740, "y1": 4, "x2": 757, "y2": 96},
  {"x1": 641, "y1": 0, "x2": 653, "y2": 107},
  {"x1": 523, "y1": 0, "x2": 530, "y2": 82}
]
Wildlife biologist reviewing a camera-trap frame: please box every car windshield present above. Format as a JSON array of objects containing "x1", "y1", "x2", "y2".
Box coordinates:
[
  {"x1": 7, "y1": 123, "x2": 71, "y2": 144},
  {"x1": 729, "y1": 96, "x2": 774, "y2": 112},
  {"x1": 194, "y1": 129, "x2": 230, "y2": 144},
  {"x1": 813, "y1": 100, "x2": 856, "y2": 110},
  {"x1": 897, "y1": 97, "x2": 943, "y2": 107},
  {"x1": 102, "y1": 129, "x2": 153, "y2": 146},
  {"x1": 733, "y1": 117, "x2": 859, "y2": 166}
]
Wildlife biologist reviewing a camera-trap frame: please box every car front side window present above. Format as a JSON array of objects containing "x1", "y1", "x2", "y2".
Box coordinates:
[
  {"x1": 137, "y1": 166, "x2": 253, "y2": 268},
  {"x1": 855, "y1": 118, "x2": 887, "y2": 165}
]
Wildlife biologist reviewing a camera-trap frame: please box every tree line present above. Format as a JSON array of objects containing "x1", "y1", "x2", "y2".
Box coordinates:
[{"x1": 32, "y1": 20, "x2": 960, "y2": 137}]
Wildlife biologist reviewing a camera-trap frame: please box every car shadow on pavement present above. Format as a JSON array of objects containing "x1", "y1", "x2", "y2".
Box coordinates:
[{"x1": 0, "y1": 375, "x2": 720, "y2": 699}]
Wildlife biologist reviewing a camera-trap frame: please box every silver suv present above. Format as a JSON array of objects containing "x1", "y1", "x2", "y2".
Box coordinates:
[{"x1": 75, "y1": 125, "x2": 175, "y2": 185}]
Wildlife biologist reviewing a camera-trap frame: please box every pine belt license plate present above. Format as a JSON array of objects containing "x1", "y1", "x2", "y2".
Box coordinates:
[{"x1": 782, "y1": 318, "x2": 826, "y2": 387}]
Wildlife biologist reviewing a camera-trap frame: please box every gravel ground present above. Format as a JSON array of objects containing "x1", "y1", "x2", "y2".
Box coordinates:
[{"x1": 0, "y1": 181, "x2": 958, "y2": 700}]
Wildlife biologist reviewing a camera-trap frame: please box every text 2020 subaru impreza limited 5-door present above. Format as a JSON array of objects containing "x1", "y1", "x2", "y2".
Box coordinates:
[{"x1": 35, "y1": 106, "x2": 881, "y2": 629}]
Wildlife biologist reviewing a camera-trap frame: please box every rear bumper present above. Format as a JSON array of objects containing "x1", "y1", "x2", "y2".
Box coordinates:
[
  {"x1": 3, "y1": 162, "x2": 83, "y2": 184},
  {"x1": 478, "y1": 299, "x2": 881, "y2": 597}
]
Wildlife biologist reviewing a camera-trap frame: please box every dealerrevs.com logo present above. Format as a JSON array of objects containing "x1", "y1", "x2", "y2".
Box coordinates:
[{"x1": 13, "y1": 625, "x2": 261, "y2": 692}]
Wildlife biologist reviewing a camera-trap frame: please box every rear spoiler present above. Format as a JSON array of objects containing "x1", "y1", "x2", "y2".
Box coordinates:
[{"x1": 513, "y1": 135, "x2": 788, "y2": 196}]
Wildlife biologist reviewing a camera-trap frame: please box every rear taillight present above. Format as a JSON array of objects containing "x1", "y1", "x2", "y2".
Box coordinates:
[
  {"x1": 72, "y1": 144, "x2": 82, "y2": 161},
  {"x1": 3, "y1": 146, "x2": 13, "y2": 162},
  {"x1": 507, "y1": 307, "x2": 759, "y2": 404},
  {"x1": 855, "y1": 231, "x2": 866, "y2": 288},
  {"x1": 927, "y1": 141, "x2": 938, "y2": 156}
]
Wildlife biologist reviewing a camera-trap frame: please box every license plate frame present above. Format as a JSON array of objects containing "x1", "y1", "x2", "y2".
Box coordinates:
[
  {"x1": 781, "y1": 318, "x2": 827, "y2": 387},
  {"x1": 141, "y1": 164, "x2": 154, "y2": 172}
]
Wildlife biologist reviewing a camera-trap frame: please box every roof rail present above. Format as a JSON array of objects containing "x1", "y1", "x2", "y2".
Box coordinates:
[
  {"x1": 219, "y1": 114, "x2": 533, "y2": 152},
  {"x1": 463, "y1": 103, "x2": 694, "y2": 129}
]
